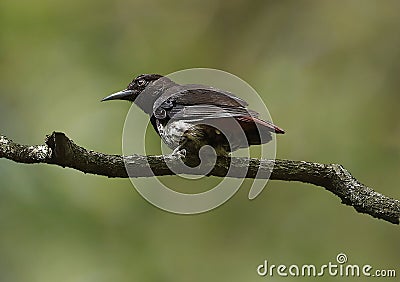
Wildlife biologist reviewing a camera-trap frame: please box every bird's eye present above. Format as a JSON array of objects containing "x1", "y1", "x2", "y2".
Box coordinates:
[{"x1": 137, "y1": 79, "x2": 146, "y2": 87}]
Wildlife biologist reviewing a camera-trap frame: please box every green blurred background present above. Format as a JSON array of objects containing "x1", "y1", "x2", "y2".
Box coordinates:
[{"x1": 1, "y1": 0, "x2": 399, "y2": 281}]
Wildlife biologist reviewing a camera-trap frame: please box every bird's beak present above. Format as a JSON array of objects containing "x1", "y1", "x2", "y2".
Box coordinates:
[{"x1": 101, "y1": 89, "x2": 135, "y2": 102}]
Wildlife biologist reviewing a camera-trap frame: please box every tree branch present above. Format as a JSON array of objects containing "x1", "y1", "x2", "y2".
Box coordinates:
[{"x1": 1, "y1": 132, "x2": 399, "y2": 225}]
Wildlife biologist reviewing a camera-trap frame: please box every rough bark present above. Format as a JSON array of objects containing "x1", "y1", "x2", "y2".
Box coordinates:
[{"x1": 1, "y1": 132, "x2": 399, "y2": 224}]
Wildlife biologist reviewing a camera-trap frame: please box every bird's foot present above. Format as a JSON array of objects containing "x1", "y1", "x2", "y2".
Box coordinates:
[{"x1": 169, "y1": 147, "x2": 187, "y2": 159}]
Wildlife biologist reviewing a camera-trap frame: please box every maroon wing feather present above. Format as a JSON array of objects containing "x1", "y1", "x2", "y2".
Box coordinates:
[{"x1": 236, "y1": 116, "x2": 285, "y2": 134}]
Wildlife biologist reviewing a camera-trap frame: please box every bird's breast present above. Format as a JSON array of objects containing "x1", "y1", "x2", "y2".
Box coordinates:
[{"x1": 156, "y1": 119, "x2": 193, "y2": 149}]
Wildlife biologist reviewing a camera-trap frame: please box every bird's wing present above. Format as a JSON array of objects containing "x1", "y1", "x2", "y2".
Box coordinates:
[
  {"x1": 167, "y1": 104, "x2": 259, "y2": 120},
  {"x1": 153, "y1": 84, "x2": 285, "y2": 135},
  {"x1": 174, "y1": 85, "x2": 249, "y2": 107},
  {"x1": 168, "y1": 105, "x2": 284, "y2": 133},
  {"x1": 153, "y1": 84, "x2": 249, "y2": 112},
  {"x1": 235, "y1": 116, "x2": 285, "y2": 134},
  {"x1": 167, "y1": 104, "x2": 284, "y2": 135}
]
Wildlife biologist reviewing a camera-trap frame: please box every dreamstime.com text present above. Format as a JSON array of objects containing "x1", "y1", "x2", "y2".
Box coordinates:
[{"x1": 257, "y1": 253, "x2": 396, "y2": 278}]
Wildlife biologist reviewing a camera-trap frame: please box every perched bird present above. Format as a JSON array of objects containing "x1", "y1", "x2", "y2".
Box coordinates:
[{"x1": 102, "y1": 74, "x2": 284, "y2": 157}]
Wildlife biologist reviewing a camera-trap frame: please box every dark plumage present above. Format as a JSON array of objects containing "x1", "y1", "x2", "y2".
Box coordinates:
[{"x1": 102, "y1": 74, "x2": 284, "y2": 156}]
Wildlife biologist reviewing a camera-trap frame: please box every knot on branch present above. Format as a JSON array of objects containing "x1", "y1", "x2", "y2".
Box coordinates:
[{"x1": 45, "y1": 132, "x2": 74, "y2": 165}]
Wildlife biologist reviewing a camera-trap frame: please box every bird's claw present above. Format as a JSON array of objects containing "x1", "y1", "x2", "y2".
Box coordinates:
[{"x1": 170, "y1": 147, "x2": 186, "y2": 159}]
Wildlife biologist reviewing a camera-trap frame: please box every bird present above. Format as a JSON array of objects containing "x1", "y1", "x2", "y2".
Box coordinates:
[{"x1": 102, "y1": 74, "x2": 284, "y2": 158}]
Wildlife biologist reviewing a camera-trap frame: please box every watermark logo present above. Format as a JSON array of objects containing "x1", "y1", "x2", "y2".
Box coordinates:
[
  {"x1": 257, "y1": 253, "x2": 396, "y2": 278},
  {"x1": 122, "y1": 68, "x2": 278, "y2": 214}
]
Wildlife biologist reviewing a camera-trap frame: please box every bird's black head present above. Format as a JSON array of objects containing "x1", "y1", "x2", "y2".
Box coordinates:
[{"x1": 102, "y1": 74, "x2": 164, "y2": 103}]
